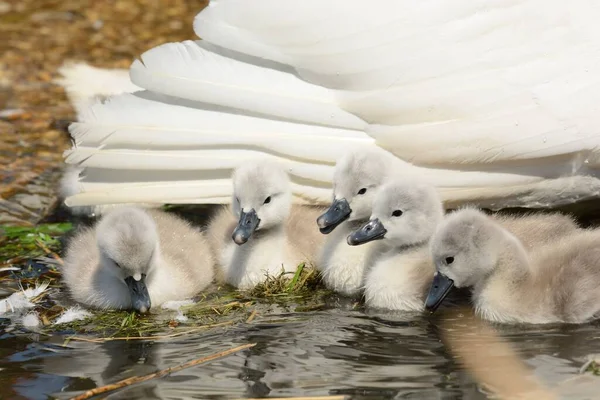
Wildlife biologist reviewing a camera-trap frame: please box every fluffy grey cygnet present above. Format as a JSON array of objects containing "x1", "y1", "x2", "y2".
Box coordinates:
[
  {"x1": 62, "y1": 206, "x2": 214, "y2": 313},
  {"x1": 316, "y1": 147, "x2": 398, "y2": 295},
  {"x1": 348, "y1": 179, "x2": 442, "y2": 311},
  {"x1": 427, "y1": 208, "x2": 600, "y2": 324},
  {"x1": 351, "y1": 180, "x2": 581, "y2": 312},
  {"x1": 207, "y1": 159, "x2": 325, "y2": 289}
]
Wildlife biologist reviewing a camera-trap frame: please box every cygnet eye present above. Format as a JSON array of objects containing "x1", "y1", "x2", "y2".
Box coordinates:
[
  {"x1": 392, "y1": 210, "x2": 403, "y2": 217},
  {"x1": 264, "y1": 196, "x2": 271, "y2": 204},
  {"x1": 445, "y1": 256, "x2": 455, "y2": 265},
  {"x1": 357, "y1": 188, "x2": 367, "y2": 195}
]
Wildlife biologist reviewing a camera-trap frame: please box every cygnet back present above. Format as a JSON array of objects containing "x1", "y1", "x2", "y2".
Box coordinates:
[
  {"x1": 144, "y1": 209, "x2": 214, "y2": 306},
  {"x1": 490, "y1": 211, "x2": 580, "y2": 249}
]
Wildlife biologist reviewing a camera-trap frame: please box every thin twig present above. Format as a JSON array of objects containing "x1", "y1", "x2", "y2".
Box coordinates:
[
  {"x1": 35, "y1": 239, "x2": 63, "y2": 264},
  {"x1": 69, "y1": 343, "x2": 256, "y2": 400},
  {"x1": 67, "y1": 320, "x2": 235, "y2": 343},
  {"x1": 246, "y1": 309, "x2": 258, "y2": 323},
  {"x1": 579, "y1": 359, "x2": 595, "y2": 374}
]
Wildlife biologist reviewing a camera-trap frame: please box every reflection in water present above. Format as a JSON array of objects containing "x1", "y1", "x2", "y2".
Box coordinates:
[
  {"x1": 439, "y1": 307, "x2": 600, "y2": 399},
  {"x1": 38, "y1": 339, "x2": 164, "y2": 399},
  {"x1": 2, "y1": 306, "x2": 600, "y2": 399},
  {"x1": 440, "y1": 308, "x2": 559, "y2": 399}
]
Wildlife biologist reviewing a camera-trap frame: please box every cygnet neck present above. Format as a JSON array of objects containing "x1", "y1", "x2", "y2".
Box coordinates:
[{"x1": 391, "y1": 237, "x2": 429, "y2": 253}]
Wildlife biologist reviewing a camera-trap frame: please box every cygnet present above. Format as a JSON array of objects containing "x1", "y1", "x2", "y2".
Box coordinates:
[
  {"x1": 61, "y1": 206, "x2": 214, "y2": 313},
  {"x1": 316, "y1": 147, "x2": 398, "y2": 295},
  {"x1": 426, "y1": 208, "x2": 600, "y2": 324},
  {"x1": 207, "y1": 160, "x2": 325, "y2": 289},
  {"x1": 348, "y1": 181, "x2": 582, "y2": 312},
  {"x1": 347, "y1": 179, "x2": 442, "y2": 311}
]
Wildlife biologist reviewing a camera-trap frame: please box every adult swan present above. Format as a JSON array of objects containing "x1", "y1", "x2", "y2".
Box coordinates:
[{"x1": 59, "y1": 0, "x2": 600, "y2": 212}]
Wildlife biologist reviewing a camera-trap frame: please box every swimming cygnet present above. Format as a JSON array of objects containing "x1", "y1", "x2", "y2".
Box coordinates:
[
  {"x1": 347, "y1": 179, "x2": 442, "y2": 311},
  {"x1": 61, "y1": 206, "x2": 214, "y2": 313},
  {"x1": 426, "y1": 208, "x2": 600, "y2": 324},
  {"x1": 207, "y1": 160, "x2": 325, "y2": 290},
  {"x1": 316, "y1": 147, "x2": 398, "y2": 295}
]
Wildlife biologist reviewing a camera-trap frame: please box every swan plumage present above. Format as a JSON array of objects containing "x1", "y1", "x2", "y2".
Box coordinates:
[{"x1": 58, "y1": 0, "x2": 600, "y2": 213}]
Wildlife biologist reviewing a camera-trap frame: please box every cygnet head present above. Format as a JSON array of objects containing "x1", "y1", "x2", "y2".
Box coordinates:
[
  {"x1": 231, "y1": 159, "x2": 291, "y2": 245},
  {"x1": 347, "y1": 179, "x2": 444, "y2": 248},
  {"x1": 425, "y1": 209, "x2": 504, "y2": 313},
  {"x1": 317, "y1": 147, "x2": 395, "y2": 234},
  {"x1": 96, "y1": 207, "x2": 155, "y2": 313}
]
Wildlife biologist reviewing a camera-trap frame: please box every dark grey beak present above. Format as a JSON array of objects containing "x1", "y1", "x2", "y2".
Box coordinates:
[
  {"x1": 347, "y1": 218, "x2": 387, "y2": 246},
  {"x1": 125, "y1": 275, "x2": 151, "y2": 314},
  {"x1": 425, "y1": 272, "x2": 454, "y2": 313},
  {"x1": 232, "y1": 209, "x2": 261, "y2": 245},
  {"x1": 316, "y1": 198, "x2": 352, "y2": 234}
]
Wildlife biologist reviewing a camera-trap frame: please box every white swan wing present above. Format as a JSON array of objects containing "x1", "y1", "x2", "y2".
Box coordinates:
[
  {"x1": 196, "y1": 0, "x2": 600, "y2": 161},
  {"x1": 61, "y1": 0, "x2": 600, "y2": 210},
  {"x1": 129, "y1": 40, "x2": 365, "y2": 130},
  {"x1": 65, "y1": 90, "x2": 373, "y2": 206},
  {"x1": 56, "y1": 62, "x2": 141, "y2": 118}
]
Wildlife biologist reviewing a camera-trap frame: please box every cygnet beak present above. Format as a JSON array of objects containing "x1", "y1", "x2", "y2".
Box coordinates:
[
  {"x1": 125, "y1": 274, "x2": 151, "y2": 314},
  {"x1": 347, "y1": 218, "x2": 387, "y2": 245},
  {"x1": 424, "y1": 272, "x2": 454, "y2": 313},
  {"x1": 317, "y1": 198, "x2": 352, "y2": 234},
  {"x1": 232, "y1": 209, "x2": 261, "y2": 245}
]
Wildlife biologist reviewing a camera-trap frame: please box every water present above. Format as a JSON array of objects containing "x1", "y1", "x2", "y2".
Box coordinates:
[
  {"x1": 3, "y1": 205, "x2": 600, "y2": 399},
  {"x1": 2, "y1": 301, "x2": 600, "y2": 399}
]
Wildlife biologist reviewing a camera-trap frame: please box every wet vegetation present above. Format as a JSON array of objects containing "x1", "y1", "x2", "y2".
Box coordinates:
[
  {"x1": 583, "y1": 360, "x2": 600, "y2": 376},
  {"x1": 1, "y1": 223, "x2": 70, "y2": 264}
]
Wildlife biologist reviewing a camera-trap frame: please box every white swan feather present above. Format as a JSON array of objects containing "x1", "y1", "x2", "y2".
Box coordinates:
[{"x1": 58, "y1": 0, "x2": 600, "y2": 212}]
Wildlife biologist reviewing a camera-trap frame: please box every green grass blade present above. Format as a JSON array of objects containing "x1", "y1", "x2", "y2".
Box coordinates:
[{"x1": 286, "y1": 263, "x2": 305, "y2": 293}]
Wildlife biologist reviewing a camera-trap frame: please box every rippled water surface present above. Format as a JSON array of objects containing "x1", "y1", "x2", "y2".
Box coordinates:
[{"x1": 2, "y1": 299, "x2": 600, "y2": 400}]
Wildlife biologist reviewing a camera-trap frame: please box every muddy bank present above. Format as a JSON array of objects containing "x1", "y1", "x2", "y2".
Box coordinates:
[{"x1": 0, "y1": 0, "x2": 208, "y2": 226}]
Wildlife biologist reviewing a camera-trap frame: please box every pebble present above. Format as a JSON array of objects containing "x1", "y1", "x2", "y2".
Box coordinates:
[
  {"x1": 29, "y1": 11, "x2": 75, "y2": 22},
  {"x1": 14, "y1": 193, "x2": 43, "y2": 210},
  {"x1": 0, "y1": 120, "x2": 14, "y2": 134},
  {"x1": 0, "y1": 108, "x2": 25, "y2": 120}
]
